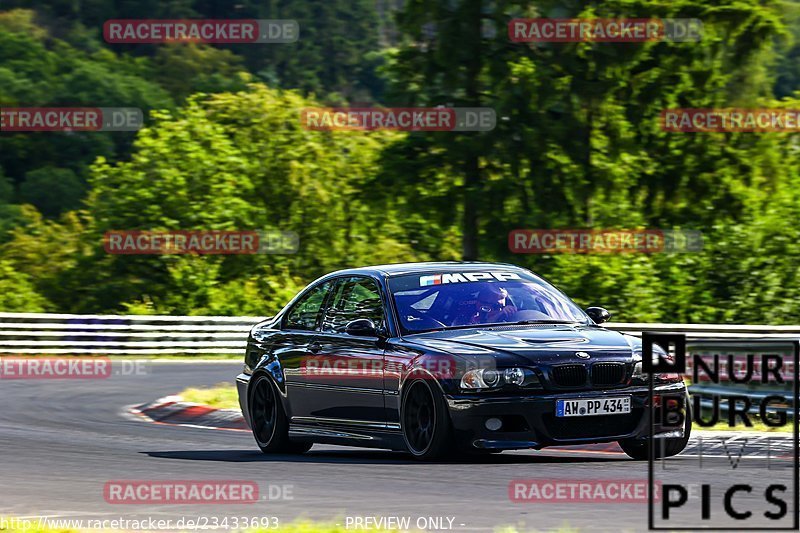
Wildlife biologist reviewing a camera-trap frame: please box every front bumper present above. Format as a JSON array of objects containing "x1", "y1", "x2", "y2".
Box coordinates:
[{"x1": 447, "y1": 382, "x2": 688, "y2": 450}]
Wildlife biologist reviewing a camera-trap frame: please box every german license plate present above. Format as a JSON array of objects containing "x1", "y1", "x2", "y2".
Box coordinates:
[{"x1": 556, "y1": 397, "x2": 631, "y2": 417}]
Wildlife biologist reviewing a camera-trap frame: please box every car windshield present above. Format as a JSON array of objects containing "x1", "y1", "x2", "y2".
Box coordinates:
[{"x1": 387, "y1": 270, "x2": 589, "y2": 333}]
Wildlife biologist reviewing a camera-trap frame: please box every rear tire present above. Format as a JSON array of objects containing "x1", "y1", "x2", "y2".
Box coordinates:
[
  {"x1": 249, "y1": 374, "x2": 312, "y2": 454},
  {"x1": 401, "y1": 379, "x2": 454, "y2": 460}
]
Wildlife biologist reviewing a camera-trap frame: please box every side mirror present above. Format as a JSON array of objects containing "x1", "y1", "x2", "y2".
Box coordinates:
[
  {"x1": 344, "y1": 318, "x2": 378, "y2": 337},
  {"x1": 586, "y1": 307, "x2": 611, "y2": 325}
]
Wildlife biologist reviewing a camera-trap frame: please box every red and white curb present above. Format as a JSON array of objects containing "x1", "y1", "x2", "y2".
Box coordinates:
[{"x1": 127, "y1": 395, "x2": 248, "y2": 433}]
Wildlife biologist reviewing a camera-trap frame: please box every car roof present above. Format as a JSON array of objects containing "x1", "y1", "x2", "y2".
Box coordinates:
[{"x1": 325, "y1": 261, "x2": 529, "y2": 278}]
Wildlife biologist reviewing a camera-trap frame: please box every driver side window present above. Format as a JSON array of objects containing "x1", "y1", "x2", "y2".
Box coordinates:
[
  {"x1": 284, "y1": 281, "x2": 332, "y2": 331},
  {"x1": 321, "y1": 277, "x2": 385, "y2": 333}
]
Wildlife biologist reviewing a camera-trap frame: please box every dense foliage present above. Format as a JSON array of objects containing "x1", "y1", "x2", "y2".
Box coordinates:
[{"x1": 0, "y1": 1, "x2": 798, "y2": 323}]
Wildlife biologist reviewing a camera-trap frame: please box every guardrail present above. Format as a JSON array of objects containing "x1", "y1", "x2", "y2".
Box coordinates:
[
  {"x1": 0, "y1": 312, "x2": 267, "y2": 354},
  {"x1": 0, "y1": 313, "x2": 797, "y2": 355},
  {"x1": 607, "y1": 322, "x2": 800, "y2": 340}
]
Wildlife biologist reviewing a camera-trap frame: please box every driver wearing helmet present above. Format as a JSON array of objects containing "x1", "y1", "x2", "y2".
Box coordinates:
[{"x1": 453, "y1": 285, "x2": 518, "y2": 326}]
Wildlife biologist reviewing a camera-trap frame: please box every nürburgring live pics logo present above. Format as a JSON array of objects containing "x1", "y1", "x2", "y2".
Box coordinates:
[{"x1": 644, "y1": 333, "x2": 799, "y2": 530}]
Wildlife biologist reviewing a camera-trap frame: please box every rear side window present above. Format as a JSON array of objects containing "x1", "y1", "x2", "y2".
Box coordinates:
[{"x1": 284, "y1": 281, "x2": 332, "y2": 331}]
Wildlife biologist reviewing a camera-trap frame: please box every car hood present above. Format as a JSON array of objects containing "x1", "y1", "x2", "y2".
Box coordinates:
[{"x1": 404, "y1": 324, "x2": 637, "y2": 366}]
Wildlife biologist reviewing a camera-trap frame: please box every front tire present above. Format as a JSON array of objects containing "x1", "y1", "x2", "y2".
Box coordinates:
[
  {"x1": 401, "y1": 379, "x2": 454, "y2": 460},
  {"x1": 249, "y1": 374, "x2": 312, "y2": 454},
  {"x1": 619, "y1": 403, "x2": 692, "y2": 460}
]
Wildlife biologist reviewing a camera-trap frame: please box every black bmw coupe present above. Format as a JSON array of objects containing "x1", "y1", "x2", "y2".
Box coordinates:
[{"x1": 237, "y1": 262, "x2": 690, "y2": 460}]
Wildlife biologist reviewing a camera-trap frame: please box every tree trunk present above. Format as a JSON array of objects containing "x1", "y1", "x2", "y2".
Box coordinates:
[
  {"x1": 462, "y1": 0, "x2": 483, "y2": 260},
  {"x1": 462, "y1": 152, "x2": 480, "y2": 260}
]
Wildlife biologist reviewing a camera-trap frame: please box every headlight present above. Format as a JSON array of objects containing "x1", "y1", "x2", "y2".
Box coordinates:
[
  {"x1": 632, "y1": 357, "x2": 644, "y2": 379},
  {"x1": 460, "y1": 369, "x2": 496, "y2": 389},
  {"x1": 460, "y1": 367, "x2": 542, "y2": 390},
  {"x1": 482, "y1": 369, "x2": 502, "y2": 387},
  {"x1": 632, "y1": 350, "x2": 648, "y2": 379},
  {"x1": 632, "y1": 349, "x2": 681, "y2": 381}
]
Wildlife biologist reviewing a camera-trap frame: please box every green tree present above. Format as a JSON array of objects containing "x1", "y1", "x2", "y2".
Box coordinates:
[
  {"x1": 0, "y1": 260, "x2": 50, "y2": 312},
  {"x1": 79, "y1": 84, "x2": 422, "y2": 314},
  {"x1": 0, "y1": 167, "x2": 12, "y2": 203},
  {"x1": 152, "y1": 43, "x2": 249, "y2": 101},
  {"x1": 19, "y1": 167, "x2": 85, "y2": 218},
  {"x1": 775, "y1": 0, "x2": 800, "y2": 97},
  {"x1": 2, "y1": 1, "x2": 389, "y2": 103},
  {"x1": 0, "y1": 206, "x2": 88, "y2": 311},
  {"x1": 0, "y1": 168, "x2": 24, "y2": 244},
  {"x1": 0, "y1": 9, "x2": 173, "y2": 215}
]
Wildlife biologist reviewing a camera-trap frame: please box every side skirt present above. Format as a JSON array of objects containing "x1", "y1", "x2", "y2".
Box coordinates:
[{"x1": 288, "y1": 419, "x2": 406, "y2": 450}]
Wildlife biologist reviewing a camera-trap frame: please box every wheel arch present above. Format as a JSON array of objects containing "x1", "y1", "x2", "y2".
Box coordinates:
[
  {"x1": 399, "y1": 366, "x2": 449, "y2": 407},
  {"x1": 248, "y1": 364, "x2": 291, "y2": 419}
]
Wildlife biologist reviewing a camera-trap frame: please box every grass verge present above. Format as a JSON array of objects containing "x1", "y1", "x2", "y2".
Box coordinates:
[
  {"x1": 177, "y1": 382, "x2": 240, "y2": 409},
  {"x1": 0, "y1": 519, "x2": 399, "y2": 533},
  {"x1": 695, "y1": 418, "x2": 793, "y2": 432},
  {"x1": 0, "y1": 519, "x2": 580, "y2": 533}
]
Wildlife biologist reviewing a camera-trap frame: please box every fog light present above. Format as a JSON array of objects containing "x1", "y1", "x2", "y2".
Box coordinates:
[{"x1": 485, "y1": 417, "x2": 502, "y2": 431}]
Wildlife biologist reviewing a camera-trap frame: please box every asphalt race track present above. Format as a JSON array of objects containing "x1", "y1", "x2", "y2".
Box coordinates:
[{"x1": 1, "y1": 362, "x2": 796, "y2": 532}]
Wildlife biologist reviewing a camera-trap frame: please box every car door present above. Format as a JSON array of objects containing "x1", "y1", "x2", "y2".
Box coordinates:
[
  {"x1": 299, "y1": 276, "x2": 388, "y2": 426},
  {"x1": 279, "y1": 279, "x2": 335, "y2": 419}
]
